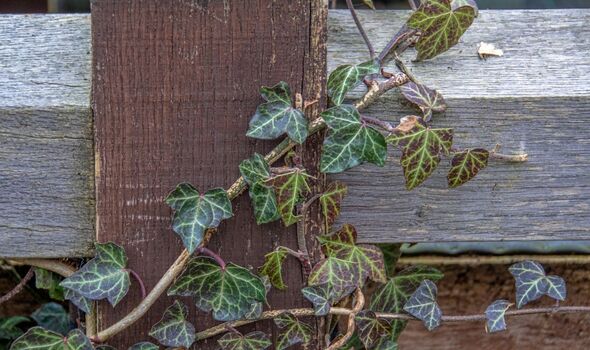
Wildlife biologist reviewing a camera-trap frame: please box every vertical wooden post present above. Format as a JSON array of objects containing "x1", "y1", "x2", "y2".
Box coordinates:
[{"x1": 92, "y1": 0, "x2": 327, "y2": 348}]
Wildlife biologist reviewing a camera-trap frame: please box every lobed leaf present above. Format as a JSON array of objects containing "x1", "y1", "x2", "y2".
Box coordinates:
[
  {"x1": 378, "y1": 243, "x2": 402, "y2": 278},
  {"x1": 34, "y1": 268, "x2": 65, "y2": 301},
  {"x1": 403, "y1": 279, "x2": 442, "y2": 331},
  {"x1": 0, "y1": 316, "x2": 29, "y2": 341},
  {"x1": 320, "y1": 105, "x2": 386, "y2": 173},
  {"x1": 168, "y1": 257, "x2": 266, "y2": 321},
  {"x1": 301, "y1": 283, "x2": 334, "y2": 316},
  {"x1": 128, "y1": 342, "x2": 158, "y2": 350},
  {"x1": 244, "y1": 276, "x2": 271, "y2": 321},
  {"x1": 308, "y1": 256, "x2": 358, "y2": 303},
  {"x1": 247, "y1": 82, "x2": 308, "y2": 144},
  {"x1": 240, "y1": 153, "x2": 280, "y2": 224},
  {"x1": 259, "y1": 247, "x2": 289, "y2": 290},
  {"x1": 327, "y1": 60, "x2": 380, "y2": 106},
  {"x1": 149, "y1": 300, "x2": 195, "y2": 348},
  {"x1": 166, "y1": 184, "x2": 232, "y2": 253},
  {"x1": 319, "y1": 181, "x2": 348, "y2": 231},
  {"x1": 355, "y1": 310, "x2": 393, "y2": 349},
  {"x1": 274, "y1": 313, "x2": 313, "y2": 350},
  {"x1": 447, "y1": 148, "x2": 489, "y2": 188},
  {"x1": 387, "y1": 117, "x2": 453, "y2": 190},
  {"x1": 218, "y1": 331, "x2": 272, "y2": 350},
  {"x1": 10, "y1": 327, "x2": 92, "y2": 350},
  {"x1": 266, "y1": 169, "x2": 312, "y2": 226},
  {"x1": 399, "y1": 82, "x2": 446, "y2": 121},
  {"x1": 509, "y1": 261, "x2": 567, "y2": 308},
  {"x1": 239, "y1": 153, "x2": 271, "y2": 185},
  {"x1": 31, "y1": 303, "x2": 73, "y2": 336},
  {"x1": 60, "y1": 242, "x2": 130, "y2": 307},
  {"x1": 63, "y1": 288, "x2": 92, "y2": 314},
  {"x1": 406, "y1": 0, "x2": 478, "y2": 60},
  {"x1": 484, "y1": 299, "x2": 512, "y2": 333}
]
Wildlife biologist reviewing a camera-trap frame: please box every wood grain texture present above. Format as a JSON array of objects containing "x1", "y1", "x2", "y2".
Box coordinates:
[
  {"x1": 329, "y1": 10, "x2": 590, "y2": 242},
  {"x1": 91, "y1": 1, "x2": 324, "y2": 348},
  {"x1": 0, "y1": 15, "x2": 94, "y2": 257}
]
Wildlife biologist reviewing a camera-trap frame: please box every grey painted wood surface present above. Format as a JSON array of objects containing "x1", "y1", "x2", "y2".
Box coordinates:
[
  {"x1": 0, "y1": 15, "x2": 94, "y2": 257},
  {"x1": 1, "y1": 10, "x2": 589, "y2": 256}
]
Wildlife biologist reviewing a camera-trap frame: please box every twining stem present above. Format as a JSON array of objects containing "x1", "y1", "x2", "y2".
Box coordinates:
[
  {"x1": 326, "y1": 289, "x2": 364, "y2": 350},
  {"x1": 377, "y1": 27, "x2": 417, "y2": 63},
  {"x1": 195, "y1": 304, "x2": 590, "y2": 341},
  {"x1": 361, "y1": 115, "x2": 397, "y2": 133},
  {"x1": 8, "y1": 258, "x2": 76, "y2": 278},
  {"x1": 0, "y1": 268, "x2": 34, "y2": 305},
  {"x1": 125, "y1": 269, "x2": 147, "y2": 300},
  {"x1": 196, "y1": 247, "x2": 226, "y2": 270},
  {"x1": 346, "y1": 0, "x2": 376, "y2": 59}
]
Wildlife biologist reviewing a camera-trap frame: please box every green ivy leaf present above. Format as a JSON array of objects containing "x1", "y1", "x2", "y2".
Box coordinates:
[
  {"x1": 301, "y1": 283, "x2": 334, "y2": 316},
  {"x1": 320, "y1": 105, "x2": 386, "y2": 173},
  {"x1": 484, "y1": 300, "x2": 512, "y2": 333},
  {"x1": 370, "y1": 266, "x2": 443, "y2": 340},
  {"x1": 327, "y1": 60, "x2": 380, "y2": 106},
  {"x1": 355, "y1": 310, "x2": 393, "y2": 349},
  {"x1": 240, "y1": 153, "x2": 280, "y2": 224},
  {"x1": 319, "y1": 181, "x2": 348, "y2": 231},
  {"x1": 266, "y1": 169, "x2": 311, "y2": 226},
  {"x1": 11, "y1": 327, "x2": 92, "y2": 350},
  {"x1": 34, "y1": 268, "x2": 64, "y2": 301},
  {"x1": 308, "y1": 256, "x2": 358, "y2": 301},
  {"x1": 128, "y1": 342, "x2": 158, "y2": 350},
  {"x1": 509, "y1": 261, "x2": 567, "y2": 308},
  {"x1": 149, "y1": 300, "x2": 195, "y2": 349},
  {"x1": 259, "y1": 247, "x2": 289, "y2": 290},
  {"x1": 399, "y1": 82, "x2": 446, "y2": 121},
  {"x1": 168, "y1": 257, "x2": 266, "y2": 321},
  {"x1": 403, "y1": 280, "x2": 442, "y2": 331},
  {"x1": 63, "y1": 288, "x2": 92, "y2": 314},
  {"x1": 31, "y1": 303, "x2": 73, "y2": 336},
  {"x1": 0, "y1": 317, "x2": 29, "y2": 340},
  {"x1": 319, "y1": 224, "x2": 386, "y2": 284},
  {"x1": 407, "y1": 0, "x2": 477, "y2": 60},
  {"x1": 447, "y1": 148, "x2": 489, "y2": 188},
  {"x1": 386, "y1": 118, "x2": 453, "y2": 190},
  {"x1": 240, "y1": 153, "x2": 271, "y2": 185},
  {"x1": 246, "y1": 82, "x2": 308, "y2": 144},
  {"x1": 166, "y1": 184, "x2": 233, "y2": 253},
  {"x1": 274, "y1": 313, "x2": 313, "y2": 350},
  {"x1": 362, "y1": 0, "x2": 376, "y2": 9},
  {"x1": 94, "y1": 346, "x2": 116, "y2": 350},
  {"x1": 218, "y1": 331, "x2": 272, "y2": 350},
  {"x1": 60, "y1": 242, "x2": 130, "y2": 307},
  {"x1": 372, "y1": 337, "x2": 399, "y2": 350},
  {"x1": 244, "y1": 276, "x2": 271, "y2": 321},
  {"x1": 378, "y1": 244, "x2": 402, "y2": 278}
]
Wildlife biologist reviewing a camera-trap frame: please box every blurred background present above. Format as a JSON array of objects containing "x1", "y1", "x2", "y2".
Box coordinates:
[{"x1": 1, "y1": 0, "x2": 590, "y2": 13}]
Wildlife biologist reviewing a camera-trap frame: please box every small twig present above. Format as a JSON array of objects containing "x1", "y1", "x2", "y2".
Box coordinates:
[
  {"x1": 0, "y1": 268, "x2": 34, "y2": 305},
  {"x1": 377, "y1": 26, "x2": 417, "y2": 63},
  {"x1": 397, "y1": 254, "x2": 590, "y2": 266},
  {"x1": 354, "y1": 73, "x2": 410, "y2": 110},
  {"x1": 8, "y1": 258, "x2": 76, "y2": 278},
  {"x1": 270, "y1": 166, "x2": 298, "y2": 175},
  {"x1": 196, "y1": 247, "x2": 226, "y2": 270},
  {"x1": 346, "y1": 0, "x2": 376, "y2": 59},
  {"x1": 125, "y1": 269, "x2": 147, "y2": 300},
  {"x1": 361, "y1": 115, "x2": 397, "y2": 132},
  {"x1": 393, "y1": 52, "x2": 418, "y2": 83},
  {"x1": 490, "y1": 144, "x2": 528, "y2": 162},
  {"x1": 326, "y1": 289, "x2": 365, "y2": 350}
]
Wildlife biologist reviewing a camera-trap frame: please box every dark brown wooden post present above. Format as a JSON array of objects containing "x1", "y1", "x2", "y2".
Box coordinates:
[{"x1": 92, "y1": 0, "x2": 326, "y2": 348}]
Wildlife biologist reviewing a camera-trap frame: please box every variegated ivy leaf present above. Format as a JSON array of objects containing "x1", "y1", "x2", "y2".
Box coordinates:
[
  {"x1": 218, "y1": 331, "x2": 272, "y2": 350},
  {"x1": 484, "y1": 299, "x2": 512, "y2": 333},
  {"x1": 128, "y1": 342, "x2": 158, "y2": 350},
  {"x1": 362, "y1": 0, "x2": 376, "y2": 9},
  {"x1": 327, "y1": 60, "x2": 380, "y2": 106},
  {"x1": 386, "y1": 117, "x2": 453, "y2": 190},
  {"x1": 508, "y1": 261, "x2": 567, "y2": 308},
  {"x1": 0, "y1": 316, "x2": 29, "y2": 340},
  {"x1": 94, "y1": 346, "x2": 116, "y2": 350},
  {"x1": 246, "y1": 81, "x2": 308, "y2": 144},
  {"x1": 320, "y1": 105, "x2": 387, "y2": 173},
  {"x1": 301, "y1": 283, "x2": 334, "y2": 316},
  {"x1": 266, "y1": 169, "x2": 311, "y2": 226},
  {"x1": 403, "y1": 279, "x2": 442, "y2": 331},
  {"x1": 11, "y1": 327, "x2": 92, "y2": 350},
  {"x1": 239, "y1": 153, "x2": 271, "y2": 184},
  {"x1": 308, "y1": 256, "x2": 358, "y2": 301},
  {"x1": 370, "y1": 266, "x2": 443, "y2": 341},
  {"x1": 165, "y1": 184, "x2": 232, "y2": 253},
  {"x1": 407, "y1": 0, "x2": 478, "y2": 60},
  {"x1": 378, "y1": 243, "x2": 402, "y2": 278},
  {"x1": 355, "y1": 310, "x2": 393, "y2": 349},
  {"x1": 168, "y1": 257, "x2": 266, "y2": 321},
  {"x1": 451, "y1": 0, "x2": 479, "y2": 15},
  {"x1": 319, "y1": 181, "x2": 348, "y2": 231},
  {"x1": 63, "y1": 288, "x2": 92, "y2": 314},
  {"x1": 399, "y1": 82, "x2": 446, "y2": 121},
  {"x1": 259, "y1": 247, "x2": 288, "y2": 290},
  {"x1": 244, "y1": 276, "x2": 271, "y2": 321},
  {"x1": 240, "y1": 153, "x2": 280, "y2": 224},
  {"x1": 319, "y1": 224, "x2": 387, "y2": 284},
  {"x1": 447, "y1": 148, "x2": 489, "y2": 188},
  {"x1": 372, "y1": 337, "x2": 399, "y2": 350},
  {"x1": 34, "y1": 268, "x2": 64, "y2": 301},
  {"x1": 31, "y1": 303, "x2": 73, "y2": 336},
  {"x1": 60, "y1": 242, "x2": 130, "y2": 307},
  {"x1": 274, "y1": 313, "x2": 313, "y2": 350},
  {"x1": 149, "y1": 300, "x2": 195, "y2": 348}
]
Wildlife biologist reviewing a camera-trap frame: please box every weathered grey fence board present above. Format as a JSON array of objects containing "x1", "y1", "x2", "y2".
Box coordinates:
[
  {"x1": 0, "y1": 15, "x2": 94, "y2": 257},
  {"x1": 1, "y1": 10, "x2": 589, "y2": 257}
]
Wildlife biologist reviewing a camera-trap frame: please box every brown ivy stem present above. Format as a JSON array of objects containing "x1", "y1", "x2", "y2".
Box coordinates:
[
  {"x1": 346, "y1": 0, "x2": 376, "y2": 60},
  {"x1": 361, "y1": 115, "x2": 397, "y2": 133},
  {"x1": 196, "y1": 247, "x2": 227, "y2": 270},
  {"x1": 377, "y1": 26, "x2": 417, "y2": 63},
  {"x1": 408, "y1": 0, "x2": 420, "y2": 11},
  {"x1": 0, "y1": 267, "x2": 34, "y2": 305},
  {"x1": 326, "y1": 289, "x2": 365, "y2": 350},
  {"x1": 125, "y1": 269, "x2": 147, "y2": 300},
  {"x1": 354, "y1": 73, "x2": 410, "y2": 110}
]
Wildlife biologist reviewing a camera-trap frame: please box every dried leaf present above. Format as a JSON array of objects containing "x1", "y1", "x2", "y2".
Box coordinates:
[
  {"x1": 266, "y1": 169, "x2": 312, "y2": 226},
  {"x1": 403, "y1": 280, "x2": 442, "y2": 331},
  {"x1": 319, "y1": 181, "x2": 348, "y2": 231},
  {"x1": 274, "y1": 313, "x2": 313, "y2": 350},
  {"x1": 447, "y1": 148, "x2": 489, "y2": 188},
  {"x1": 218, "y1": 331, "x2": 271, "y2": 350},
  {"x1": 477, "y1": 41, "x2": 503, "y2": 59},
  {"x1": 400, "y1": 82, "x2": 446, "y2": 121},
  {"x1": 484, "y1": 300, "x2": 512, "y2": 333},
  {"x1": 327, "y1": 60, "x2": 380, "y2": 106}
]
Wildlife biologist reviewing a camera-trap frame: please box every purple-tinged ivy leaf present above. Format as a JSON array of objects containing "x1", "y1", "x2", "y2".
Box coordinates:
[
  {"x1": 148, "y1": 300, "x2": 195, "y2": 349},
  {"x1": 31, "y1": 302, "x2": 73, "y2": 336},
  {"x1": 319, "y1": 181, "x2": 348, "y2": 231},
  {"x1": 484, "y1": 299, "x2": 512, "y2": 333},
  {"x1": 165, "y1": 184, "x2": 232, "y2": 254},
  {"x1": 327, "y1": 60, "x2": 380, "y2": 106},
  {"x1": 400, "y1": 82, "x2": 446, "y2": 121},
  {"x1": 60, "y1": 242, "x2": 130, "y2": 307},
  {"x1": 63, "y1": 288, "x2": 92, "y2": 314},
  {"x1": 378, "y1": 243, "x2": 402, "y2": 278},
  {"x1": 447, "y1": 148, "x2": 489, "y2": 188},
  {"x1": 386, "y1": 117, "x2": 453, "y2": 190},
  {"x1": 259, "y1": 247, "x2": 289, "y2": 290},
  {"x1": 0, "y1": 316, "x2": 29, "y2": 341},
  {"x1": 509, "y1": 261, "x2": 549, "y2": 308},
  {"x1": 403, "y1": 280, "x2": 442, "y2": 331},
  {"x1": 10, "y1": 327, "x2": 92, "y2": 350},
  {"x1": 407, "y1": 0, "x2": 477, "y2": 60},
  {"x1": 128, "y1": 342, "x2": 158, "y2": 350},
  {"x1": 266, "y1": 169, "x2": 312, "y2": 227},
  {"x1": 545, "y1": 275, "x2": 567, "y2": 301},
  {"x1": 355, "y1": 310, "x2": 393, "y2": 349},
  {"x1": 274, "y1": 313, "x2": 313, "y2": 350},
  {"x1": 218, "y1": 331, "x2": 271, "y2": 350},
  {"x1": 318, "y1": 224, "x2": 387, "y2": 284},
  {"x1": 301, "y1": 283, "x2": 335, "y2": 316},
  {"x1": 168, "y1": 257, "x2": 266, "y2": 322},
  {"x1": 308, "y1": 256, "x2": 358, "y2": 303}
]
